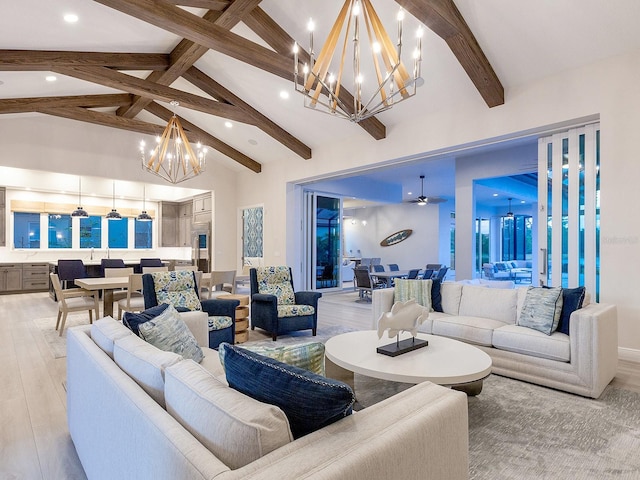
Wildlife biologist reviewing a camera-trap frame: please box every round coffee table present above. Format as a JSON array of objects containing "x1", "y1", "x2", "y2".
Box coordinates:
[{"x1": 324, "y1": 330, "x2": 492, "y2": 395}]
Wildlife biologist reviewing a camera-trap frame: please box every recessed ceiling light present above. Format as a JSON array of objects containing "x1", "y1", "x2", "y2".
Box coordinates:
[
  {"x1": 0, "y1": 80, "x2": 4, "y2": 86},
  {"x1": 248, "y1": 139, "x2": 258, "y2": 146},
  {"x1": 280, "y1": 90, "x2": 290, "y2": 99},
  {"x1": 45, "y1": 75, "x2": 57, "y2": 82},
  {"x1": 407, "y1": 191, "x2": 413, "y2": 195},
  {"x1": 224, "y1": 121, "x2": 233, "y2": 128},
  {"x1": 521, "y1": 200, "x2": 526, "y2": 204},
  {"x1": 492, "y1": 193, "x2": 498, "y2": 197},
  {"x1": 64, "y1": 13, "x2": 79, "y2": 23}
]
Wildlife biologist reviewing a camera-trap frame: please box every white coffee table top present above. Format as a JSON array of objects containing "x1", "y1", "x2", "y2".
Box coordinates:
[{"x1": 325, "y1": 330, "x2": 492, "y2": 386}]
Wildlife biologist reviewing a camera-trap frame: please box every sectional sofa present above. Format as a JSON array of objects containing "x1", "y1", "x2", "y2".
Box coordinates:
[
  {"x1": 372, "y1": 281, "x2": 618, "y2": 398},
  {"x1": 66, "y1": 313, "x2": 470, "y2": 480}
]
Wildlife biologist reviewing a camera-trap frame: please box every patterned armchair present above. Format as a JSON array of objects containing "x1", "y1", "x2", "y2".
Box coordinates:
[
  {"x1": 250, "y1": 266, "x2": 322, "y2": 341},
  {"x1": 142, "y1": 270, "x2": 238, "y2": 349}
]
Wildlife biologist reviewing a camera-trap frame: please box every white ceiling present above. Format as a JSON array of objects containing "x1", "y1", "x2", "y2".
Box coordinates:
[{"x1": 1, "y1": 0, "x2": 639, "y2": 202}]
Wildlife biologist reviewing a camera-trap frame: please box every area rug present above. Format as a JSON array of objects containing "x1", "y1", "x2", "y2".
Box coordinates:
[
  {"x1": 353, "y1": 374, "x2": 640, "y2": 479},
  {"x1": 33, "y1": 313, "x2": 94, "y2": 358}
]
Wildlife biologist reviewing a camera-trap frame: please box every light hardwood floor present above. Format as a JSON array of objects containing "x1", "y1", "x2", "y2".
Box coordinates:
[{"x1": 1, "y1": 290, "x2": 638, "y2": 479}]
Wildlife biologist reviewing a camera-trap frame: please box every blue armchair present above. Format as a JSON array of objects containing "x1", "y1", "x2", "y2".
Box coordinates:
[
  {"x1": 142, "y1": 271, "x2": 237, "y2": 349},
  {"x1": 250, "y1": 266, "x2": 322, "y2": 341}
]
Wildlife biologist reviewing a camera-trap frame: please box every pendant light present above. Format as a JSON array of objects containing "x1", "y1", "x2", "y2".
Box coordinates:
[
  {"x1": 137, "y1": 184, "x2": 152, "y2": 221},
  {"x1": 506, "y1": 198, "x2": 514, "y2": 217},
  {"x1": 105, "y1": 181, "x2": 122, "y2": 220},
  {"x1": 71, "y1": 176, "x2": 88, "y2": 217}
]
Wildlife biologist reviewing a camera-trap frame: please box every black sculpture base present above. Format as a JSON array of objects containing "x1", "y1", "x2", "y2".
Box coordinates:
[{"x1": 376, "y1": 337, "x2": 429, "y2": 357}]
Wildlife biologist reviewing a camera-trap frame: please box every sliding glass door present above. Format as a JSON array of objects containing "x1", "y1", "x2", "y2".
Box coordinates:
[
  {"x1": 303, "y1": 192, "x2": 342, "y2": 291},
  {"x1": 538, "y1": 123, "x2": 600, "y2": 299}
]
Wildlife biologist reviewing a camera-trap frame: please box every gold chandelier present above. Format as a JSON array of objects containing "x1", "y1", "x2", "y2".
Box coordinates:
[
  {"x1": 139, "y1": 102, "x2": 207, "y2": 184},
  {"x1": 293, "y1": 0, "x2": 423, "y2": 122}
]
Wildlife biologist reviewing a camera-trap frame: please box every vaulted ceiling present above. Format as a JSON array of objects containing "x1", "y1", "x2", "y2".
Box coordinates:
[
  {"x1": 0, "y1": 0, "x2": 503, "y2": 175},
  {"x1": 2, "y1": 0, "x2": 640, "y2": 186}
]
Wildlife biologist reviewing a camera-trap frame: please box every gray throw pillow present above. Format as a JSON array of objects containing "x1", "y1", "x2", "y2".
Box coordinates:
[
  {"x1": 138, "y1": 304, "x2": 204, "y2": 363},
  {"x1": 518, "y1": 286, "x2": 563, "y2": 335}
]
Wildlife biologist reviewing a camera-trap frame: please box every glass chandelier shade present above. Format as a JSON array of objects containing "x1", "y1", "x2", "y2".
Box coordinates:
[
  {"x1": 139, "y1": 106, "x2": 207, "y2": 184},
  {"x1": 293, "y1": 0, "x2": 423, "y2": 122},
  {"x1": 71, "y1": 176, "x2": 89, "y2": 217}
]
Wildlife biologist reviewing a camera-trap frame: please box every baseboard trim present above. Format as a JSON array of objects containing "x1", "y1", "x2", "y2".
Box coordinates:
[{"x1": 619, "y1": 347, "x2": 640, "y2": 363}]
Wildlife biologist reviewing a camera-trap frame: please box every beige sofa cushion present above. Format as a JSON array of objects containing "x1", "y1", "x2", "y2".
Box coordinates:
[
  {"x1": 113, "y1": 334, "x2": 182, "y2": 408},
  {"x1": 458, "y1": 285, "x2": 518, "y2": 324},
  {"x1": 90, "y1": 316, "x2": 132, "y2": 358},
  {"x1": 431, "y1": 315, "x2": 506, "y2": 346},
  {"x1": 492, "y1": 324, "x2": 571, "y2": 362},
  {"x1": 440, "y1": 282, "x2": 463, "y2": 315},
  {"x1": 164, "y1": 360, "x2": 293, "y2": 469}
]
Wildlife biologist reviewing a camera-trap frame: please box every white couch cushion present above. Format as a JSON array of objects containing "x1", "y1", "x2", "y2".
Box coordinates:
[
  {"x1": 440, "y1": 282, "x2": 463, "y2": 315},
  {"x1": 492, "y1": 324, "x2": 570, "y2": 362},
  {"x1": 431, "y1": 315, "x2": 505, "y2": 346},
  {"x1": 458, "y1": 285, "x2": 518, "y2": 324},
  {"x1": 113, "y1": 334, "x2": 182, "y2": 408},
  {"x1": 90, "y1": 316, "x2": 132, "y2": 358},
  {"x1": 164, "y1": 360, "x2": 293, "y2": 469}
]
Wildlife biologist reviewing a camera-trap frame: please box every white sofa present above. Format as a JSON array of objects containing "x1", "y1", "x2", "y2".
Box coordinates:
[
  {"x1": 372, "y1": 283, "x2": 618, "y2": 399},
  {"x1": 66, "y1": 314, "x2": 470, "y2": 480}
]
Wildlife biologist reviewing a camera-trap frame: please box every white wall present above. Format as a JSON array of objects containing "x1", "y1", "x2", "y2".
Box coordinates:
[{"x1": 235, "y1": 49, "x2": 640, "y2": 353}]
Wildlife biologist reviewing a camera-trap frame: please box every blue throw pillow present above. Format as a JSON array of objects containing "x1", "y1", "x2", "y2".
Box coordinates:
[
  {"x1": 122, "y1": 303, "x2": 169, "y2": 336},
  {"x1": 221, "y1": 343, "x2": 355, "y2": 439},
  {"x1": 557, "y1": 287, "x2": 586, "y2": 335},
  {"x1": 431, "y1": 279, "x2": 443, "y2": 312}
]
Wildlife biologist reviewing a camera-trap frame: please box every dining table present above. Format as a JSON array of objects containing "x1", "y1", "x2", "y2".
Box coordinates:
[
  {"x1": 371, "y1": 270, "x2": 415, "y2": 287},
  {"x1": 74, "y1": 276, "x2": 129, "y2": 318}
]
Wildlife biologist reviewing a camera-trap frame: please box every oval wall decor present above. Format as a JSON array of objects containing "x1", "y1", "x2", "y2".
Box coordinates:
[{"x1": 380, "y1": 229, "x2": 413, "y2": 247}]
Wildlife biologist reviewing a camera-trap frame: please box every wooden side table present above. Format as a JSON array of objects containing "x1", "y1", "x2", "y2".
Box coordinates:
[{"x1": 223, "y1": 294, "x2": 250, "y2": 343}]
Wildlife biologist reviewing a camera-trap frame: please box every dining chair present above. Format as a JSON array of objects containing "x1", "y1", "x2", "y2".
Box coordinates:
[
  {"x1": 142, "y1": 266, "x2": 169, "y2": 273},
  {"x1": 203, "y1": 270, "x2": 237, "y2": 299},
  {"x1": 421, "y1": 269, "x2": 434, "y2": 280},
  {"x1": 50, "y1": 273, "x2": 100, "y2": 337},
  {"x1": 100, "y1": 258, "x2": 126, "y2": 276},
  {"x1": 406, "y1": 268, "x2": 421, "y2": 279},
  {"x1": 388, "y1": 264, "x2": 400, "y2": 271},
  {"x1": 116, "y1": 273, "x2": 145, "y2": 320},
  {"x1": 57, "y1": 259, "x2": 87, "y2": 290},
  {"x1": 372, "y1": 264, "x2": 385, "y2": 273},
  {"x1": 435, "y1": 266, "x2": 449, "y2": 282},
  {"x1": 105, "y1": 267, "x2": 138, "y2": 307},
  {"x1": 174, "y1": 265, "x2": 198, "y2": 271},
  {"x1": 353, "y1": 267, "x2": 385, "y2": 302}
]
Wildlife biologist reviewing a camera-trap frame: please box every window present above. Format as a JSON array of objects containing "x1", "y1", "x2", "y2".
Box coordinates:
[
  {"x1": 80, "y1": 216, "x2": 102, "y2": 249},
  {"x1": 134, "y1": 218, "x2": 152, "y2": 249},
  {"x1": 500, "y1": 215, "x2": 532, "y2": 261},
  {"x1": 48, "y1": 214, "x2": 72, "y2": 249},
  {"x1": 108, "y1": 218, "x2": 128, "y2": 248},
  {"x1": 13, "y1": 212, "x2": 40, "y2": 248}
]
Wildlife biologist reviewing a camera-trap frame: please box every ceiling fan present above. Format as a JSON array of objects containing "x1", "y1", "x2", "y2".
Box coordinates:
[{"x1": 406, "y1": 175, "x2": 447, "y2": 206}]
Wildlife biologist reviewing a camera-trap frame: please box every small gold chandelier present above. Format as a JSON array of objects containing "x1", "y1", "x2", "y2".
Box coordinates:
[
  {"x1": 293, "y1": 0, "x2": 423, "y2": 122},
  {"x1": 139, "y1": 101, "x2": 207, "y2": 184}
]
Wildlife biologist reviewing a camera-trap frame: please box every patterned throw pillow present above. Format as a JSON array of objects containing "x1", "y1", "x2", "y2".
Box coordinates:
[
  {"x1": 219, "y1": 341, "x2": 325, "y2": 375},
  {"x1": 518, "y1": 286, "x2": 564, "y2": 335},
  {"x1": 138, "y1": 304, "x2": 204, "y2": 363},
  {"x1": 221, "y1": 343, "x2": 354, "y2": 439},
  {"x1": 256, "y1": 266, "x2": 295, "y2": 305},
  {"x1": 152, "y1": 271, "x2": 202, "y2": 311},
  {"x1": 394, "y1": 279, "x2": 432, "y2": 311}
]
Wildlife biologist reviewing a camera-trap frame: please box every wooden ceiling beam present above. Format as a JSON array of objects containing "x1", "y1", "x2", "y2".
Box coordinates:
[
  {"x1": 244, "y1": 7, "x2": 386, "y2": 140},
  {"x1": 0, "y1": 50, "x2": 170, "y2": 71},
  {"x1": 118, "y1": 0, "x2": 262, "y2": 118},
  {"x1": 54, "y1": 66, "x2": 255, "y2": 124},
  {"x1": 0, "y1": 94, "x2": 132, "y2": 114},
  {"x1": 93, "y1": 0, "x2": 387, "y2": 140},
  {"x1": 165, "y1": 0, "x2": 230, "y2": 10},
  {"x1": 395, "y1": 0, "x2": 504, "y2": 107},
  {"x1": 145, "y1": 102, "x2": 261, "y2": 173},
  {"x1": 183, "y1": 67, "x2": 311, "y2": 159}
]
